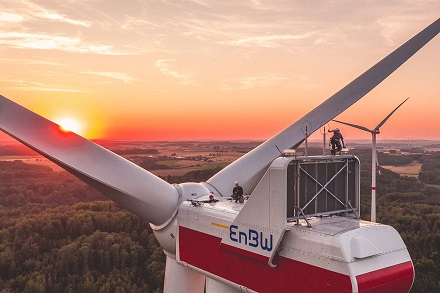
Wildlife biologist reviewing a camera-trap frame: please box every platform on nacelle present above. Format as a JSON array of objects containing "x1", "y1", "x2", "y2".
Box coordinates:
[{"x1": 187, "y1": 154, "x2": 361, "y2": 227}]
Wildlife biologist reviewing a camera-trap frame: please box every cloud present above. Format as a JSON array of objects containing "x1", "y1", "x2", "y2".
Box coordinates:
[
  {"x1": 221, "y1": 33, "x2": 313, "y2": 48},
  {"x1": 0, "y1": 58, "x2": 67, "y2": 67},
  {"x1": 19, "y1": 86, "x2": 85, "y2": 92},
  {"x1": 221, "y1": 74, "x2": 287, "y2": 90},
  {"x1": 121, "y1": 18, "x2": 161, "y2": 31},
  {"x1": 2, "y1": 79, "x2": 86, "y2": 93},
  {"x1": 0, "y1": 12, "x2": 25, "y2": 23},
  {"x1": 187, "y1": 0, "x2": 211, "y2": 7},
  {"x1": 81, "y1": 71, "x2": 138, "y2": 84},
  {"x1": 375, "y1": 15, "x2": 433, "y2": 47},
  {"x1": 23, "y1": 60, "x2": 67, "y2": 66},
  {"x1": 20, "y1": 0, "x2": 91, "y2": 27},
  {"x1": 0, "y1": 2, "x2": 126, "y2": 56},
  {"x1": 155, "y1": 59, "x2": 198, "y2": 86},
  {"x1": 0, "y1": 31, "x2": 123, "y2": 55}
]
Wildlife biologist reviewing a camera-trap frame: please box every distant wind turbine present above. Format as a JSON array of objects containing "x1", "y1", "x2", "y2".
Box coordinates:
[{"x1": 333, "y1": 97, "x2": 409, "y2": 222}]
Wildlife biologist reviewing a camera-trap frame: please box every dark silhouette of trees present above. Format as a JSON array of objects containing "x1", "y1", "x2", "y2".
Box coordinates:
[{"x1": 0, "y1": 161, "x2": 164, "y2": 292}]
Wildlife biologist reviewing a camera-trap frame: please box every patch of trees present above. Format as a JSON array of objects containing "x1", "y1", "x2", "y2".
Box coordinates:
[
  {"x1": 377, "y1": 152, "x2": 414, "y2": 166},
  {"x1": 349, "y1": 148, "x2": 415, "y2": 166},
  {"x1": 0, "y1": 160, "x2": 104, "y2": 209},
  {"x1": 376, "y1": 186, "x2": 440, "y2": 292},
  {"x1": 0, "y1": 204, "x2": 164, "y2": 292},
  {"x1": 401, "y1": 147, "x2": 426, "y2": 153},
  {"x1": 418, "y1": 153, "x2": 440, "y2": 185},
  {"x1": 139, "y1": 157, "x2": 172, "y2": 170},
  {"x1": 0, "y1": 161, "x2": 164, "y2": 292}
]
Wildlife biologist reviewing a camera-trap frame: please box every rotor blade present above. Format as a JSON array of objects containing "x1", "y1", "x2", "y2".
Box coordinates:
[
  {"x1": 374, "y1": 97, "x2": 409, "y2": 130},
  {"x1": 207, "y1": 18, "x2": 439, "y2": 197},
  {"x1": 332, "y1": 119, "x2": 373, "y2": 133},
  {"x1": 0, "y1": 96, "x2": 179, "y2": 226}
]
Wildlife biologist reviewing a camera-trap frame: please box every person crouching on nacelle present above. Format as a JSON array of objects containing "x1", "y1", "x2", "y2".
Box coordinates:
[
  {"x1": 329, "y1": 128, "x2": 345, "y2": 155},
  {"x1": 232, "y1": 181, "x2": 244, "y2": 203}
]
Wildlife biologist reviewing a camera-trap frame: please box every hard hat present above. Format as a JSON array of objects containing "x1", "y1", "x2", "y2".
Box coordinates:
[{"x1": 235, "y1": 181, "x2": 239, "y2": 184}]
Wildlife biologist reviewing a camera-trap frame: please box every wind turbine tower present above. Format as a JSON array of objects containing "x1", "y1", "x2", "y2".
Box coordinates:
[{"x1": 333, "y1": 98, "x2": 409, "y2": 222}]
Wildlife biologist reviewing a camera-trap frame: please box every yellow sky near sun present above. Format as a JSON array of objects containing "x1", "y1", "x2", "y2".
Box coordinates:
[{"x1": 0, "y1": 1, "x2": 439, "y2": 141}]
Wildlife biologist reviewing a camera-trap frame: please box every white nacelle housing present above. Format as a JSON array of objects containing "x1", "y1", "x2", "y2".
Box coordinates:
[{"x1": 176, "y1": 155, "x2": 414, "y2": 292}]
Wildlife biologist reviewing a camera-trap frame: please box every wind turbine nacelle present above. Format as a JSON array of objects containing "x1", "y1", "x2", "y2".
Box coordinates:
[{"x1": 175, "y1": 155, "x2": 414, "y2": 292}]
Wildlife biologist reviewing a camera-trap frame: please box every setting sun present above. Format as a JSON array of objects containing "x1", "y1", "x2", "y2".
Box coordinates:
[{"x1": 55, "y1": 117, "x2": 83, "y2": 134}]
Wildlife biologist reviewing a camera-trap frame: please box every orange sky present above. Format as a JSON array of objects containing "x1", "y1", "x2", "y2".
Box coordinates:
[{"x1": 0, "y1": 1, "x2": 439, "y2": 142}]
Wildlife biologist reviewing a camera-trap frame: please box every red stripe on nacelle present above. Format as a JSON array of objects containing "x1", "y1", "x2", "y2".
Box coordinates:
[
  {"x1": 220, "y1": 242, "x2": 270, "y2": 264},
  {"x1": 356, "y1": 261, "x2": 414, "y2": 292},
  {"x1": 179, "y1": 226, "x2": 352, "y2": 292}
]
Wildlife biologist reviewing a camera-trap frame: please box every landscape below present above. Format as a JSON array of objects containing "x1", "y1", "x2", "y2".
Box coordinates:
[{"x1": 0, "y1": 140, "x2": 439, "y2": 292}]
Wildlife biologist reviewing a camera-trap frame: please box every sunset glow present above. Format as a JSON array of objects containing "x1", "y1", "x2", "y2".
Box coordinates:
[
  {"x1": 0, "y1": 1, "x2": 438, "y2": 141},
  {"x1": 55, "y1": 117, "x2": 83, "y2": 135}
]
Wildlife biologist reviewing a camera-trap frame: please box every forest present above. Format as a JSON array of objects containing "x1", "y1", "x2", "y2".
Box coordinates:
[{"x1": 0, "y1": 149, "x2": 439, "y2": 292}]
